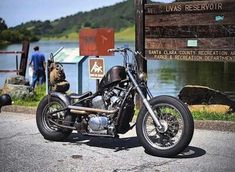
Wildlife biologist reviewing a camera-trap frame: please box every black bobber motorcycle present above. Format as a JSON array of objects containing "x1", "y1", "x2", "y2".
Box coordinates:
[{"x1": 36, "y1": 47, "x2": 194, "y2": 157}]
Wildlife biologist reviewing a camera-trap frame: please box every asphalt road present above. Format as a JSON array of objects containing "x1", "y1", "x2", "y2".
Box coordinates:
[{"x1": 0, "y1": 112, "x2": 234, "y2": 172}]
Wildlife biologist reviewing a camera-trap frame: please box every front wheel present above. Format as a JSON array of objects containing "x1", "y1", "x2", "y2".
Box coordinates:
[{"x1": 136, "y1": 96, "x2": 194, "y2": 157}]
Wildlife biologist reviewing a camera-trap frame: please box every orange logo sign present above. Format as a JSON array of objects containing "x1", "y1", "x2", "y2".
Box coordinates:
[{"x1": 79, "y1": 28, "x2": 114, "y2": 56}]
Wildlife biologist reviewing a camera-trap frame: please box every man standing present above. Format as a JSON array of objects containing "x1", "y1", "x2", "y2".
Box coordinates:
[{"x1": 29, "y1": 46, "x2": 46, "y2": 89}]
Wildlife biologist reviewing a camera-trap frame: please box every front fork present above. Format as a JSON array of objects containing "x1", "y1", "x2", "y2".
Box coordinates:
[{"x1": 126, "y1": 70, "x2": 164, "y2": 131}]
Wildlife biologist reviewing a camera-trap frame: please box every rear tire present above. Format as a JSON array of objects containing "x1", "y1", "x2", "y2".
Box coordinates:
[
  {"x1": 136, "y1": 96, "x2": 194, "y2": 157},
  {"x1": 36, "y1": 95, "x2": 75, "y2": 141}
]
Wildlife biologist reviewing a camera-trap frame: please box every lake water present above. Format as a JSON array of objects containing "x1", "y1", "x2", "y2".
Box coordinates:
[{"x1": 1, "y1": 40, "x2": 235, "y2": 96}]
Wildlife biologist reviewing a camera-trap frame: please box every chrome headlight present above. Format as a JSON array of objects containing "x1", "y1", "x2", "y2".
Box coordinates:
[{"x1": 139, "y1": 72, "x2": 147, "y2": 81}]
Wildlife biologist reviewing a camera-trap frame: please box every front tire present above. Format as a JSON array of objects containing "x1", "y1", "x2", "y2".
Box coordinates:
[
  {"x1": 136, "y1": 96, "x2": 194, "y2": 157},
  {"x1": 36, "y1": 95, "x2": 75, "y2": 141}
]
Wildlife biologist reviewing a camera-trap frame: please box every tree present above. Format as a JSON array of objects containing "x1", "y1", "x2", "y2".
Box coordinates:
[{"x1": 0, "y1": 18, "x2": 8, "y2": 32}]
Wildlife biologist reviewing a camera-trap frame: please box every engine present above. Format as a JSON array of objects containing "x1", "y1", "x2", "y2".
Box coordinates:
[
  {"x1": 87, "y1": 87, "x2": 126, "y2": 135},
  {"x1": 104, "y1": 88, "x2": 125, "y2": 110},
  {"x1": 92, "y1": 87, "x2": 125, "y2": 111},
  {"x1": 88, "y1": 116, "x2": 108, "y2": 131}
]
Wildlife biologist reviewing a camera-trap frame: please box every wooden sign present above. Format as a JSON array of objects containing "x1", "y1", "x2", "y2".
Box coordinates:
[
  {"x1": 89, "y1": 58, "x2": 105, "y2": 79},
  {"x1": 144, "y1": 0, "x2": 235, "y2": 62},
  {"x1": 79, "y1": 28, "x2": 114, "y2": 56}
]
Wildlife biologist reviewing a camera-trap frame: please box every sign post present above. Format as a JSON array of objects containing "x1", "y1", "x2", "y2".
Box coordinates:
[
  {"x1": 135, "y1": 0, "x2": 148, "y2": 108},
  {"x1": 135, "y1": 0, "x2": 147, "y2": 74}
]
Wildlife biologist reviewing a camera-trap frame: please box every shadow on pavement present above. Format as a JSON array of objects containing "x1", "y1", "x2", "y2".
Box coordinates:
[
  {"x1": 175, "y1": 146, "x2": 206, "y2": 158},
  {"x1": 64, "y1": 134, "x2": 206, "y2": 157},
  {"x1": 144, "y1": 146, "x2": 206, "y2": 158},
  {"x1": 64, "y1": 133, "x2": 142, "y2": 151}
]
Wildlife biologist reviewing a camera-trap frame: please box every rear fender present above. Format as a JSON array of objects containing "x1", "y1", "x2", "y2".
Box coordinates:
[{"x1": 49, "y1": 92, "x2": 71, "y2": 106}]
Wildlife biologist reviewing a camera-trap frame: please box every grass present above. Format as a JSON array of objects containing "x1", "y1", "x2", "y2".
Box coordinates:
[
  {"x1": 115, "y1": 26, "x2": 135, "y2": 42},
  {"x1": 189, "y1": 104, "x2": 235, "y2": 121},
  {"x1": 42, "y1": 26, "x2": 135, "y2": 42},
  {"x1": 192, "y1": 111, "x2": 235, "y2": 121},
  {"x1": 134, "y1": 105, "x2": 235, "y2": 122},
  {"x1": 12, "y1": 84, "x2": 46, "y2": 107},
  {"x1": 42, "y1": 32, "x2": 79, "y2": 41}
]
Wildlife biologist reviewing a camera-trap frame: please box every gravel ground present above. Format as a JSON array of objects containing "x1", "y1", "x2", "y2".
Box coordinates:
[{"x1": 0, "y1": 112, "x2": 235, "y2": 172}]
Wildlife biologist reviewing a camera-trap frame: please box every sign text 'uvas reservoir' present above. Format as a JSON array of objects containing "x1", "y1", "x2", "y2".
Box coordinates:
[
  {"x1": 146, "y1": 1, "x2": 225, "y2": 14},
  {"x1": 167, "y1": 2, "x2": 221, "y2": 12}
]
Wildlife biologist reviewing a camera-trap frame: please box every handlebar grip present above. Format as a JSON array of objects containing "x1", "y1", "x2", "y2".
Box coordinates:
[
  {"x1": 107, "y1": 49, "x2": 116, "y2": 52},
  {"x1": 107, "y1": 48, "x2": 127, "y2": 53}
]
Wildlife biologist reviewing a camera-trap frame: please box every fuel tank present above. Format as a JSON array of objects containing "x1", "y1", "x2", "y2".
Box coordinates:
[{"x1": 98, "y1": 66, "x2": 126, "y2": 90}]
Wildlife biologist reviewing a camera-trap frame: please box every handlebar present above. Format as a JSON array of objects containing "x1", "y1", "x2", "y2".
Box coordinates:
[
  {"x1": 108, "y1": 47, "x2": 132, "y2": 53},
  {"x1": 108, "y1": 48, "x2": 145, "y2": 59}
]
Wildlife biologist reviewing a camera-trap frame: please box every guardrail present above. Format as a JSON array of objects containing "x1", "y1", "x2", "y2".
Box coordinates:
[
  {"x1": 0, "y1": 41, "x2": 30, "y2": 76},
  {"x1": 0, "y1": 51, "x2": 24, "y2": 74}
]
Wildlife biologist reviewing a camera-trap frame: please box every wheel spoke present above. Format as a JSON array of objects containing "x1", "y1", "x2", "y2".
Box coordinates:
[
  {"x1": 42, "y1": 102, "x2": 66, "y2": 131},
  {"x1": 147, "y1": 127, "x2": 156, "y2": 135},
  {"x1": 142, "y1": 103, "x2": 184, "y2": 150}
]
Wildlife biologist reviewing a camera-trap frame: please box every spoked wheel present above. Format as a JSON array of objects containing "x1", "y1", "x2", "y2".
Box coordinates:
[
  {"x1": 136, "y1": 96, "x2": 194, "y2": 157},
  {"x1": 36, "y1": 95, "x2": 75, "y2": 141}
]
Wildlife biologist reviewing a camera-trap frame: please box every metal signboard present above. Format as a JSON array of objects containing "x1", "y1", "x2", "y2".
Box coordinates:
[
  {"x1": 89, "y1": 58, "x2": 105, "y2": 79},
  {"x1": 79, "y1": 28, "x2": 114, "y2": 56},
  {"x1": 54, "y1": 48, "x2": 83, "y2": 63},
  {"x1": 144, "y1": 0, "x2": 235, "y2": 62}
]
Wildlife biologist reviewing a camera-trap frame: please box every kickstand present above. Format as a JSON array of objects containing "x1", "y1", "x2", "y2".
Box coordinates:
[{"x1": 129, "y1": 123, "x2": 136, "y2": 130}]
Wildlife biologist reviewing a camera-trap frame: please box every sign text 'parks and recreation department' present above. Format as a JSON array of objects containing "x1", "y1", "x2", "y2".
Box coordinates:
[
  {"x1": 145, "y1": 0, "x2": 235, "y2": 62},
  {"x1": 147, "y1": 49, "x2": 235, "y2": 62}
]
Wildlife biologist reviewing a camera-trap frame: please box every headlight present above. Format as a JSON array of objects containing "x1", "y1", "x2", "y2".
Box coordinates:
[{"x1": 139, "y1": 72, "x2": 147, "y2": 81}]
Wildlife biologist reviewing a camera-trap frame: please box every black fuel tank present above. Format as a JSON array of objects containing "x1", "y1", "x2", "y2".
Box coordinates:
[{"x1": 98, "y1": 66, "x2": 126, "y2": 90}]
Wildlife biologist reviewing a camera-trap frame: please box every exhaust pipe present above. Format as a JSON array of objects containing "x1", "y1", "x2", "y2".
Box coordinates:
[{"x1": 68, "y1": 105, "x2": 118, "y2": 114}]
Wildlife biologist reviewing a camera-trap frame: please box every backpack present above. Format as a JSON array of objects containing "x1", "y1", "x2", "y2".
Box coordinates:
[{"x1": 49, "y1": 62, "x2": 70, "y2": 93}]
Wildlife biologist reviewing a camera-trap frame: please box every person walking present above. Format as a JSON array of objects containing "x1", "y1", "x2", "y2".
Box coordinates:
[{"x1": 29, "y1": 46, "x2": 46, "y2": 89}]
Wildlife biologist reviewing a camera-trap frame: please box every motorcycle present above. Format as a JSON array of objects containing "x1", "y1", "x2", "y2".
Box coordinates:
[{"x1": 36, "y1": 47, "x2": 194, "y2": 157}]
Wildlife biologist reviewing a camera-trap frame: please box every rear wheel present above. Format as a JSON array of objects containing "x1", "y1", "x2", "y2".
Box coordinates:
[
  {"x1": 36, "y1": 95, "x2": 75, "y2": 141},
  {"x1": 136, "y1": 96, "x2": 194, "y2": 157}
]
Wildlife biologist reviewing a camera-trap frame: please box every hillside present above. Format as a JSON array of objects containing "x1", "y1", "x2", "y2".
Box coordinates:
[{"x1": 13, "y1": 0, "x2": 135, "y2": 40}]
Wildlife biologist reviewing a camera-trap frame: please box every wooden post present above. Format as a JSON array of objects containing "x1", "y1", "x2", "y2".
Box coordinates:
[
  {"x1": 135, "y1": 0, "x2": 147, "y2": 108},
  {"x1": 15, "y1": 55, "x2": 19, "y2": 75},
  {"x1": 135, "y1": 0, "x2": 147, "y2": 74},
  {"x1": 19, "y1": 40, "x2": 30, "y2": 76}
]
